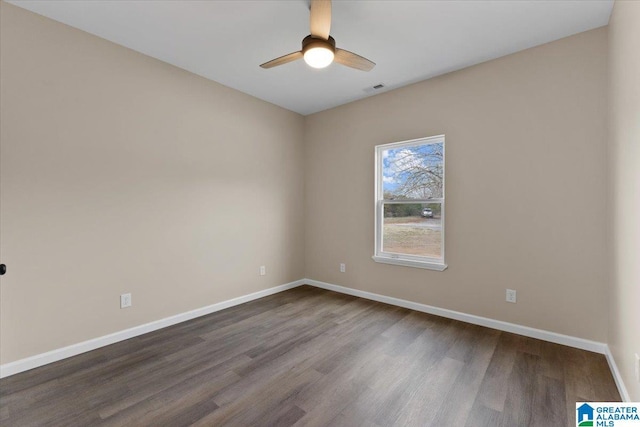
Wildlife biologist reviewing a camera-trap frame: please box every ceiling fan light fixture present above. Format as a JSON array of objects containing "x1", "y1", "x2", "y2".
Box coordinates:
[
  {"x1": 301, "y1": 35, "x2": 336, "y2": 69},
  {"x1": 260, "y1": 3, "x2": 375, "y2": 72},
  {"x1": 303, "y1": 47, "x2": 334, "y2": 68}
]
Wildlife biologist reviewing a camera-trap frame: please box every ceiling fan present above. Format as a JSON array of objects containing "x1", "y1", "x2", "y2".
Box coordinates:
[{"x1": 260, "y1": 0, "x2": 375, "y2": 71}]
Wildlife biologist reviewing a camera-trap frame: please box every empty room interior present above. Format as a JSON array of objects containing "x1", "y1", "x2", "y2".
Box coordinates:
[{"x1": 0, "y1": 0, "x2": 639, "y2": 425}]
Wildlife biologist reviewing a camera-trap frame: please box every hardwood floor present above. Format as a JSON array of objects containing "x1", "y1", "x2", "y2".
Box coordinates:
[{"x1": 0, "y1": 285, "x2": 620, "y2": 426}]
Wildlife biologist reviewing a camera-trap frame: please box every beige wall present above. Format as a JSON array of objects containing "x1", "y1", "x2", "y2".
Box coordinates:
[
  {"x1": 608, "y1": 0, "x2": 640, "y2": 401},
  {"x1": 0, "y1": 2, "x2": 305, "y2": 364},
  {"x1": 304, "y1": 28, "x2": 609, "y2": 342}
]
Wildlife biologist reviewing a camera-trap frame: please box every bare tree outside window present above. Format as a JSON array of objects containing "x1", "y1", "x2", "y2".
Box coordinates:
[{"x1": 382, "y1": 142, "x2": 443, "y2": 200}]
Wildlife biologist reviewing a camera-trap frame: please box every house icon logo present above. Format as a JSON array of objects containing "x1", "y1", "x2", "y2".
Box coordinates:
[{"x1": 577, "y1": 403, "x2": 594, "y2": 426}]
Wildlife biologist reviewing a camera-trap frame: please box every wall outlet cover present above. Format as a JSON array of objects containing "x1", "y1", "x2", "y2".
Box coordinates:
[
  {"x1": 120, "y1": 293, "x2": 132, "y2": 309},
  {"x1": 506, "y1": 289, "x2": 517, "y2": 303}
]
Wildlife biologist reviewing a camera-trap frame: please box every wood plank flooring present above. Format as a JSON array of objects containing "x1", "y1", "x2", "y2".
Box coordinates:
[{"x1": 0, "y1": 285, "x2": 620, "y2": 426}]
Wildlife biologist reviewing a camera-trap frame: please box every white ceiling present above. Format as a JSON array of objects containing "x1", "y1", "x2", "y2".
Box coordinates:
[{"x1": 9, "y1": 0, "x2": 613, "y2": 115}]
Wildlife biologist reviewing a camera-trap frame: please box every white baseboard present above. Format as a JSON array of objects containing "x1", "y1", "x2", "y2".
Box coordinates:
[
  {"x1": 0, "y1": 279, "x2": 305, "y2": 379},
  {"x1": 3, "y1": 277, "x2": 627, "y2": 402},
  {"x1": 304, "y1": 279, "x2": 608, "y2": 354},
  {"x1": 604, "y1": 346, "x2": 631, "y2": 402}
]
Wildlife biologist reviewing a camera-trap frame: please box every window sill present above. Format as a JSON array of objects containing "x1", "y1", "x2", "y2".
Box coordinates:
[{"x1": 372, "y1": 255, "x2": 448, "y2": 271}]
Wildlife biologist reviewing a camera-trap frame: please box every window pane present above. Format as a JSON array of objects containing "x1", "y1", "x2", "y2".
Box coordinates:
[
  {"x1": 382, "y1": 142, "x2": 443, "y2": 200},
  {"x1": 382, "y1": 203, "x2": 442, "y2": 258}
]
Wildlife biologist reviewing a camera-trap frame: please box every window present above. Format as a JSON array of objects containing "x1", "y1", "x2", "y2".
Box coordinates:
[{"x1": 373, "y1": 135, "x2": 446, "y2": 270}]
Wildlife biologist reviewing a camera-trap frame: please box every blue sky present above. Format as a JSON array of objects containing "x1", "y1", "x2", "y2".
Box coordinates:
[{"x1": 382, "y1": 142, "x2": 442, "y2": 197}]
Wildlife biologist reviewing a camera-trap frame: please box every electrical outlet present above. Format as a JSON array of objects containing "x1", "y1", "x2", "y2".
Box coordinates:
[
  {"x1": 340, "y1": 263, "x2": 346, "y2": 273},
  {"x1": 120, "y1": 293, "x2": 132, "y2": 309},
  {"x1": 260, "y1": 266, "x2": 266, "y2": 276},
  {"x1": 635, "y1": 353, "x2": 639, "y2": 383},
  {"x1": 506, "y1": 289, "x2": 517, "y2": 303}
]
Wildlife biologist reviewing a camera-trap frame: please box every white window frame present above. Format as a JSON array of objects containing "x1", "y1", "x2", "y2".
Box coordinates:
[{"x1": 373, "y1": 135, "x2": 447, "y2": 271}]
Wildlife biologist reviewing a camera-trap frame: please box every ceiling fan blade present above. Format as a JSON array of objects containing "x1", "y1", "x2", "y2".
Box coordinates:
[
  {"x1": 260, "y1": 51, "x2": 303, "y2": 69},
  {"x1": 310, "y1": 0, "x2": 331, "y2": 40},
  {"x1": 334, "y1": 48, "x2": 376, "y2": 71}
]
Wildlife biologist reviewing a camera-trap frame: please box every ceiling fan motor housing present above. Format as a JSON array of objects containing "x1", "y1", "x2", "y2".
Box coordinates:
[{"x1": 302, "y1": 35, "x2": 336, "y2": 54}]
